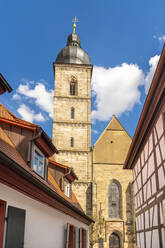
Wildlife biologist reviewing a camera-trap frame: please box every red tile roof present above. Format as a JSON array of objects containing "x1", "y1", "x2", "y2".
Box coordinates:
[
  {"x1": 0, "y1": 103, "x2": 38, "y2": 129},
  {"x1": 0, "y1": 103, "x2": 82, "y2": 212}
]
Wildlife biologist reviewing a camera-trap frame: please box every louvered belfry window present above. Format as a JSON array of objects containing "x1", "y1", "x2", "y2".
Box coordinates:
[
  {"x1": 70, "y1": 76, "x2": 77, "y2": 96},
  {"x1": 70, "y1": 82, "x2": 76, "y2": 95},
  {"x1": 108, "y1": 181, "x2": 120, "y2": 218}
]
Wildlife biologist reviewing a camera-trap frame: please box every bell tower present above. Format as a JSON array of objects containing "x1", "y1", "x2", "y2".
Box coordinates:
[{"x1": 52, "y1": 24, "x2": 93, "y2": 213}]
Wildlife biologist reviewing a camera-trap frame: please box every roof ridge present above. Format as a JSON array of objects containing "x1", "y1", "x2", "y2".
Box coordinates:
[{"x1": 94, "y1": 115, "x2": 131, "y2": 147}]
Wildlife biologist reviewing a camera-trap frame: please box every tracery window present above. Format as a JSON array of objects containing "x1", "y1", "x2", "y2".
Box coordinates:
[
  {"x1": 70, "y1": 76, "x2": 77, "y2": 96},
  {"x1": 71, "y1": 107, "x2": 75, "y2": 119},
  {"x1": 70, "y1": 137, "x2": 74, "y2": 147},
  {"x1": 109, "y1": 233, "x2": 120, "y2": 248},
  {"x1": 108, "y1": 181, "x2": 121, "y2": 218}
]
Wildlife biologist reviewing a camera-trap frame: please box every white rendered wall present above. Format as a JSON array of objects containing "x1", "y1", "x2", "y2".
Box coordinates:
[{"x1": 0, "y1": 183, "x2": 89, "y2": 248}]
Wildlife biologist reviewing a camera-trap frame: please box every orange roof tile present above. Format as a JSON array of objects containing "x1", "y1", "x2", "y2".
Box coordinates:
[
  {"x1": 0, "y1": 127, "x2": 28, "y2": 169},
  {"x1": 48, "y1": 171, "x2": 83, "y2": 211},
  {"x1": 49, "y1": 157, "x2": 69, "y2": 171},
  {"x1": 0, "y1": 125, "x2": 82, "y2": 212},
  {"x1": 0, "y1": 102, "x2": 38, "y2": 129}
]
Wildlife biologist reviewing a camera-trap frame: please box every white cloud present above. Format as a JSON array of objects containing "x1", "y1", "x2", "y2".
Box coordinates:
[
  {"x1": 158, "y1": 35, "x2": 165, "y2": 42},
  {"x1": 17, "y1": 104, "x2": 45, "y2": 123},
  {"x1": 92, "y1": 129, "x2": 98, "y2": 134},
  {"x1": 145, "y1": 54, "x2": 160, "y2": 93},
  {"x1": 91, "y1": 63, "x2": 144, "y2": 122},
  {"x1": 17, "y1": 82, "x2": 54, "y2": 118},
  {"x1": 12, "y1": 94, "x2": 21, "y2": 100}
]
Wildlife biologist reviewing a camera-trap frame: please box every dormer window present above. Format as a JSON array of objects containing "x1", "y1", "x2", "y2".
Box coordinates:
[
  {"x1": 64, "y1": 178, "x2": 71, "y2": 198},
  {"x1": 32, "y1": 145, "x2": 45, "y2": 177}
]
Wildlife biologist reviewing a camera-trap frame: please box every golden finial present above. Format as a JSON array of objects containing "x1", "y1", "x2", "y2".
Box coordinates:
[{"x1": 72, "y1": 16, "x2": 79, "y2": 33}]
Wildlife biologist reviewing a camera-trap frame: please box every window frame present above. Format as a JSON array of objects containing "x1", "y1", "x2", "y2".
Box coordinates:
[
  {"x1": 70, "y1": 82, "x2": 76, "y2": 96},
  {"x1": 108, "y1": 180, "x2": 121, "y2": 219},
  {"x1": 69, "y1": 76, "x2": 78, "y2": 96},
  {"x1": 32, "y1": 144, "x2": 46, "y2": 178},
  {"x1": 64, "y1": 178, "x2": 71, "y2": 198}
]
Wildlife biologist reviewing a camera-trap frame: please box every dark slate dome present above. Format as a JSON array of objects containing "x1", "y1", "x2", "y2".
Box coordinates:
[{"x1": 55, "y1": 33, "x2": 91, "y2": 65}]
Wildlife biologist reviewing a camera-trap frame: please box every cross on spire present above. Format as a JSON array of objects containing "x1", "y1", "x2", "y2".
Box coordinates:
[{"x1": 72, "y1": 16, "x2": 79, "y2": 33}]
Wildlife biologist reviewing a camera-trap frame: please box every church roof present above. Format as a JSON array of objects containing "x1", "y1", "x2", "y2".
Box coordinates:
[
  {"x1": 93, "y1": 115, "x2": 132, "y2": 165},
  {"x1": 55, "y1": 33, "x2": 91, "y2": 65}
]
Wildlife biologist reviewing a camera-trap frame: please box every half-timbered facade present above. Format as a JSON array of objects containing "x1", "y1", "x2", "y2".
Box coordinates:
[{"x1": 124, "y1": 44, "x2": 165, "y2": 248}]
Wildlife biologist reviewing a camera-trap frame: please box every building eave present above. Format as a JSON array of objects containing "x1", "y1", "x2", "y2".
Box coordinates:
[
  {"x1": 0, "y1": 73, "x2": 13, "y2": 93},
  {"x1": 0, "y1": 150, "x2": 93, "y2": 225},
  {"x1": 124, "y1": 44, "x2": 165, "y2": 169}
]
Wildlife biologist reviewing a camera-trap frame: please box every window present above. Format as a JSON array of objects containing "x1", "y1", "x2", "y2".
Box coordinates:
[
  {"x1": 65, "y1": 224, "x2": 87, "y2": 248},
  {"x1": 109, "y1": 233, "x2": 120, "y2": 248},
  {"x1": 5, "y1": 206, "x2": 26, "y2": 248},
  {"x1": 64, "y1": 179, "x2": 71, "y2": 198},
  {"x1": 33, "y1": 146, "x2": 45, "y2": 177},
  {"x1": 70, "y1": 82, "x2": 76, "y2": 95},
  {"x1": 108, "y1": 181, "x2": 121, "y2": 218},
  {"x1": 71, "y1": 107, "x2": 75, "y2": 119},
  {"x1": 70, "y1": 76, "x2": 77, "y2": 96},
  {"x1": 70, "y1": 137, "x2": 74, "y2": 147}
]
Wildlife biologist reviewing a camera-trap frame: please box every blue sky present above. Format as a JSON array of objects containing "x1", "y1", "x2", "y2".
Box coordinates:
[{"x1": 0, "y1": 0, "x2": 165, "y2": 146}]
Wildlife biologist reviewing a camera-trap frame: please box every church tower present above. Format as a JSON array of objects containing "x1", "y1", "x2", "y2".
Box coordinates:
[{"x1": 52, "y1": 26, "x2": 93, "y2": 213}]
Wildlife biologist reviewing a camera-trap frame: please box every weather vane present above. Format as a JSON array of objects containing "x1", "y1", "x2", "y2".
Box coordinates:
[{"x1": 72, "y1": 16, "x2": 79, "y2": 33}]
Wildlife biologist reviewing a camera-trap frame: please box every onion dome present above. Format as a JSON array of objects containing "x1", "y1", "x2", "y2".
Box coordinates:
[{"x1": 55, "y1": 33, "x2": 91, "y2": 65}]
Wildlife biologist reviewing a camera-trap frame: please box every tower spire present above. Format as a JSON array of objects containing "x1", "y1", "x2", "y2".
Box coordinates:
[{"x1": 72, "y1": 16, "x2": 79, "y2": 33}]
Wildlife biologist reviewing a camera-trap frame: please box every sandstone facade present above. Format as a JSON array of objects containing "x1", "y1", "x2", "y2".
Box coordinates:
[
  {"x1": 52, "y1": 45, "x2": 136, "y2": 248},
  {"x1": 53, "y1": 63, "x2": 93, "y2": 212},
  {"x1": 92, "y1": 117, "x2": 136, "y2": 247}
]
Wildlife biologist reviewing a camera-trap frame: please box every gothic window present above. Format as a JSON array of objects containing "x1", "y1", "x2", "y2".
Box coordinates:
[
  {"x1": 70, "y1": 137, "x2": 74, "y2": 147},
  {"x1": 70, "y1": 76, "x2": 77, "y2": 96},
  {"x1": 108, "y1": 181, "x2": 121, "y2": 218},
  {"x1": 109, "y1": 233, "x2": 120, "y2": 248},
  {"x1": 98, "y1": 238, "x2": 104, "y2": 248},
  {"x1": 71, "y1": 107, "x2": 75, "y2": 119}
]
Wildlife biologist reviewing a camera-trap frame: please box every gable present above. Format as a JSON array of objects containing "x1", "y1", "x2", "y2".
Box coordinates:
[{"x1": 93, "y1": 116, "x2": 132, "y2": 164}]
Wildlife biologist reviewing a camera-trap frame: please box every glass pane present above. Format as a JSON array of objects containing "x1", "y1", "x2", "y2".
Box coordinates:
[
  {"x1": 109, "y1": 233, "x2": 120, "y2": 248},
  {"x1": 38, "y1": 161, "x2": 43, "y2": 176},
  {"x1": 33, "y1": 157, "x2": 38, "y2": 171},
  {"x1": 34, "y1": 151, "x2": 43, "y2": 161},
  {"x1": 33, "y1": 149, "x2": 44, "y2": 177},
  {"x1": 108, "y1": 182, "x2": 120, "y2": 218}
]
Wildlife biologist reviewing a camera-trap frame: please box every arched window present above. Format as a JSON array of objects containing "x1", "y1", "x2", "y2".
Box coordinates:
[
  {"x1": 108, "y1": 181, "x2": 121, "y2": 218},
  {"x1": 71, "y1": 107, "x2": 75, "y2": 119},
  {"x1": 98, "y1": 238, "x2": 104, "y2": 248},
  {"x1": 70, "y1": 137, "x2": 74, "y2": 147},
  {"x1": 70, "y1": 76, "x2": 77, "y2": 96},
  {"x1": 109, "y1": 233, "x2": 120, "y2": 248}
]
